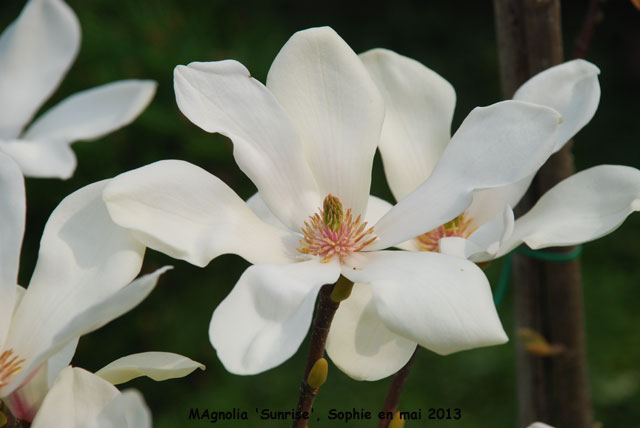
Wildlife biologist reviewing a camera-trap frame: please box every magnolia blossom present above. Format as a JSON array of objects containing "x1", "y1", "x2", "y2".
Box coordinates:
[
  {"x1": 360, "y1": 50, "x2": 640, "y2": 263},
  {"x1": 104, "y1": 27, "x2": 563, "y2": 378},
  {"x1": 15, "y1": 350, "x2": 204, "y2": 428},
  {"x1": 0, "y1": 153, "x2": 168, "y2": 421},
  {"x1": 0, "y1": 0, "x2": 156, "y2": 179}
]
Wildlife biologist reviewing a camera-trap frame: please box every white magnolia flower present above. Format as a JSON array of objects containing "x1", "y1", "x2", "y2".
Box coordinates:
[
  {"x1": 0, "y1": 0, "x2": 156, "y2": 179},
  {"x1": 12, "y1": 348, "x2": 204, "y2": 428},
  {"x1": 360, "y1": 50, "x2": 640, "y2": 263},
  {"x1": 0, "y1": 153, "x2": 168, "y2": 420},
  {"x1": 104, "y1": 27, "x2": 562, "y2": 379}
]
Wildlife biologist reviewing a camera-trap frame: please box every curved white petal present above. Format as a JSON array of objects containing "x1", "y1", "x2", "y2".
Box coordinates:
[
  {"x1": 0, "y1": 154, "x2": 24, "y2": 344},
  {"x1": 326, "y1": 282, "x2": 417, "y2": 381},
  {"x1": 97, "y1": 389, "x2": 151, "y2": 428},
  {"x1": 364, "y1": 195, "x2": 394, "y2": 225},
  {"x1": 3, "y1": 181, "x2": 146, "y2": 395},
  {"x1": 210, "y1": 259, "x2": 341, "y2": 375},
  {"x1": 266, "y1": 27, "x2": 385, "y2": 217},
  {"x1": 95, "y1": 352, "x2": 204, "y2": 385},
  {"x1": 514, "y1": 59, "x2": 600, "y2": 152},
  {"x1": 440, "y1": 207, "x2": 515, "y2": 262},
  {"x1": 104, "y1": 160, "x2": 297, "y2": 267},
  {"x1": 528, "y1": 424, "x2": 554, "y2": 428},
  {"x1": 343, "y1": 251, "x2": 507, "y2": 355},
  {"x1": 174, "y1": 60, "x2": 319, "y2": 231},
  {"x1": 0, "y1": 138, "x2": 76, "y2": 179},
  {"x1": 37, "y1": 267, "x2": 170, "y2": 382},
  {"x1": 46, "y1": 338, "x2": 79, "y2": 389},
  {"x1": 245, "y1": 193, "x2": 288, "y2": 231},
  {"x1": 468, "y1": 206, "x2": 515, "y2": 261},
  {"x1": 360, "y1": 48, "x2": 456, "y2": 201},
  {"x1": 31, "y1": 367, "x2": 150, "y2": 428},
  {"x1": 371, "y1": 100, "x2": 561, "y2": 250},
  {"x1": 499, "y1": 165, "x2": 640, "y2": 256},
  {"x1": 4, "y1": 338, "x2": 79, "y2": 422},
  {"x1": 466, "y1": 174, "x2": 534, "y2": 226},
  {"x1": 23, "y1": 80, "x2": 157, "y2": 144},
  {"x1": 0, "y1": 0, "x2": 80, "y2": 139}
]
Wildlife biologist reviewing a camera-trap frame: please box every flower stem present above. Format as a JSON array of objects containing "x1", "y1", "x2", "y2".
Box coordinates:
[
  {"x1": 377, "y1": 347, "x2": 420, "y2": 428},
  {"x1": 291, "y1": 276, "x2": 351, "y2": 428},
  {"x1": 573, "y1": 0, "x2": 607, "y2": 59}
]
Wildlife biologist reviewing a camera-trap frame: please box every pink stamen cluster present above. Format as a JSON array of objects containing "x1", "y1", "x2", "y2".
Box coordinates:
[
  {"x1": 298, "y1": 195, "x2": 376, "y2": 263},
  {"x1": 417, "y1": 212, "x2": 477, "y2": 252},
  {"x1": 0, "y1": 349, "x2": 24, "y2": 388}
]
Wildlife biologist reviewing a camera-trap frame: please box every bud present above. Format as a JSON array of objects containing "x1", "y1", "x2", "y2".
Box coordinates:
[
  {"x1": 330, "y1": 276, "x2": 354, "y2": 302},
  {"x1": 322, "y1": 194, "x2": 343, "y2": 232},
  {"x1": 307, "y1": 358, "x2": 328, "y2": 389},
  {"x1": 389, "y1": 412, "x2": 405, "y2": 428}
]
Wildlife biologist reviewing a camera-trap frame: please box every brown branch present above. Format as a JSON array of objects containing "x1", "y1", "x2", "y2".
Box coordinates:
[
  {"x1": 377, "y1": 347, "x2": 420, "y2": 428},
  {"x1": 493, "y1": 0, "x2": 593, "y2": 426},
  {"x1": 291, "y1": 277, "x2": 350, "y2": 428},
  {"x1": 573, "y1": 0, "x2": 607, "y2": 59}
]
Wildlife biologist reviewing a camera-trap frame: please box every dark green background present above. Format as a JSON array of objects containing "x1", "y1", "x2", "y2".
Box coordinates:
[{"x1": 1, "y1": 1, "x2": 639, "y2": 426}]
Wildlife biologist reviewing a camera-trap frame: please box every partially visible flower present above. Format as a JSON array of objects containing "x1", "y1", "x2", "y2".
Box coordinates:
[
  {"x1": 105, "y1": 27, "x2": 562, "y2": 380},
  {"x1": 10, "y1": 348, "x2": 204, "y2": 428},
  {"x1": 0, "y1": 153, "x2": 168, "y2": 420},
  {"x1": 0, "y1": 0, "x2": 156, "y2": 179},
  {"x1": 359, "y1": 50, "x2": 639, "y2": 263}
]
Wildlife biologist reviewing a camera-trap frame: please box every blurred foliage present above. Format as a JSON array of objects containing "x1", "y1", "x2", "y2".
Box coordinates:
[{"x1": 1, "y1": 0, "x2": 639, "y2": 426}]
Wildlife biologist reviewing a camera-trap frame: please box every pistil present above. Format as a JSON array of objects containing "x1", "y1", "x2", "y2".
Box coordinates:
[
  {"x1": 417, "y1": 212, "x2": 477, "y2": 252},
  {"x1": 298, "y1": 195, "x2": 376, "y2": 262}
]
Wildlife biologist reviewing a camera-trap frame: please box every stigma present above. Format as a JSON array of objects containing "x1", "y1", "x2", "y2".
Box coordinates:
[
  {"x1": 0, "y1": 349, "x2": 24, "y2": 388},
  {"x1": 298, "y1": 195, "x2": 376, "y2": 263},
  {"x1": 417, "y1": 212, "x2": 477, "y2": 252}
]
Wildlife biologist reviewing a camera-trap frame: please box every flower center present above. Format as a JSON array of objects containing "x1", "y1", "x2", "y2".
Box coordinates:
[
  {"x1": 298, "y1": 194, "x2": 376, "y2": 263},
  {"x1": 417, "y1": 212, "x2": 477, "y2": 252},
  {"x1": 0, "y1": 349, "x2": 24, "y2": 388}
]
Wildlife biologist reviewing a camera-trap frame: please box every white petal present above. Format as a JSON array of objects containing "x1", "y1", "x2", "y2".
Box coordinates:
[
  {"x1": 0, "y1": 0, "x2": 80, "y2": 139},
  {"x1": 35, "y1": 267, "x2": 170, "y2": 381},
  {"x1": 245, "y1": 192, "x2": 288, "y2": 231},
  {"x1": 0, "y1": 154, "x2": 24, "y2": 344},
  {"x1": 343, "y1": 251, "x2": 507, "y2": 355},
  {"x1": 104, "y1": 160, "x2": 297, "y2": 267},
  {"x1": 96, "y1": 389, "x2": 151, "y2": 428},
  {"x1": 466, "y1": 174, "x2": 534, "y2": 226},
  {"x1": 363, "y1": 195, "x2": 394, "y2": 225},
  {"x1": 371, "y1": 100, "x2": 561, "y2": 250},
  {"x1": 440, "y1": 207, "x2": 515, "y2": 262},
  {"x1": 467, "y1": 206, "x2": 515, "y2": 262},
  {"x1": 210, "y1": 259, "x2": 341, "y2": 375},
  {"x1": 23, "y1": 80, "x2": 156, "y2": 144},
  {"x1": 30, "y1": 367, "x2": 138, "y2": 428},
  {"x1": 360, "y1": 48, "x2": 455, "y2": 201},
  {"x1": 0, "y1": 138, "x2": 76, "y2": 179},
  {"x1": 326, "y1": 282, "x2": 417, "y2": 381},
  {"x1": 174, "y1": 60, "x2": 319, "y2": 231},
  {"x1": 95, "y1": 352, "x2": 204, "y2": 385},
  {"x1": 514, "y1": 59, "x2": 600, "y2": 151},
  {"x1": 3, "y1": 338, "x2": 79, "y2": 421},
  {"x1": 4, "y1": 365, "x2": 48, "y2": 422},
  {"x1": 47, "y1": 338, "x2": 79, "y2": 388},
  {"x1": 499, "y1": 165, "x2": 640, "y2": 256},
  {"x1": 3, "y1": 181, "x2": 146, "y2": 395},
  {"x1": 266, "y1": 27, "x2": 384, "y2": 217},
  {"x1": 527, "y1": 424, "x2": 554, "y2": 428}
]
